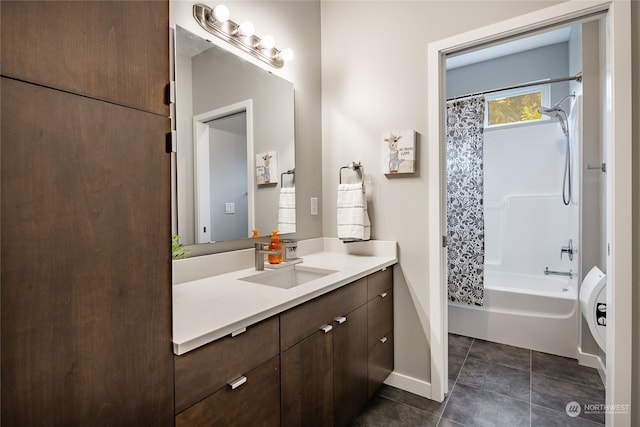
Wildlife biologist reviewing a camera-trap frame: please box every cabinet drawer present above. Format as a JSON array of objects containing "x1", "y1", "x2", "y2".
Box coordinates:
[
  {"x1": 367, "y1": 267, "x2": 392, "y2": 301},
  {"x1": 280, "y1": 278, "x2": 367, "y2": 351},
  {"x1": 174, "y1": 316, "x2": 279, "y2": 413},
  {"x1": 368, "y1": 330, "x2": 394, "y2": 398},
  {"x1": 176, "y1": 355, "x2": 280, "y2": 427},
  {"x1": 367, "y1": 288, "x2": 393, "y2": 349}
]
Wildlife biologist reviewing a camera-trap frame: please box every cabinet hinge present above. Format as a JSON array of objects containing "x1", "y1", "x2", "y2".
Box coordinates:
[
  {"x1": 442, "y1": 235, "x2": 447, "y2": 248},
  {"x1": 166, "y1": 131, "x2": 177, "y2": 153},
  {"x1": 167, "y1": 81, "x2": 176, "y2": 105}
]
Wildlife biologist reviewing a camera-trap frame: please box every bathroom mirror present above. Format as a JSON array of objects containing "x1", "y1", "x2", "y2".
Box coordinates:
[{"x1": 174, "y1": 25, "x2": 295, "y2": 247}]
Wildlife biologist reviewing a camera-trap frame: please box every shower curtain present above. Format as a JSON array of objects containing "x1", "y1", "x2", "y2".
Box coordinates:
[{"x1": 446, "y1": 97, "x2": 485, "y2": 306}]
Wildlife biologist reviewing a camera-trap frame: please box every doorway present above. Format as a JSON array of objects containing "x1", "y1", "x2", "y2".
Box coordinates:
[
  {"x1": 427, "y1": 2, "x2": 632, "y2": 425},
  {"x1": 193, "y1": 100, "x2": 255, "y2": 243}
]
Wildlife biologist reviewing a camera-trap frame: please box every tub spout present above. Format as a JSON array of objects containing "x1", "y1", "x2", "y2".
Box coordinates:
[{"x1": 544, "y1": 267, "x2": 573, "y2": 279}]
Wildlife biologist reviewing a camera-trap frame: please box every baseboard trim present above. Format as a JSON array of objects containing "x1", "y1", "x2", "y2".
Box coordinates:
[
  {"x1": 577, "y1": 346, "x2": 606, "y2": 384},
  {"x1": 383, "y1": 371, "x2": 432, "y2": 399}
]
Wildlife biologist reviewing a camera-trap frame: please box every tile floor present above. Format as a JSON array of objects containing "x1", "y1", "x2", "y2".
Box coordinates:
[{"x1": 351, "y1": 334, "x2": 605, "y2": 427}]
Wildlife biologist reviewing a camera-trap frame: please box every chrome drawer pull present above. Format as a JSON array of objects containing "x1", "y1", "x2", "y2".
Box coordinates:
[
  {"x1": 380, "y1": 292, "x2": 388, "y2": 298},
  {"x1": 231, "y1": 327, "x2": 247, "y2": 337},
  {"x1": 228, "y1": 376, "x2": 247, "y2": 390},
  {"x1": 380, "y1": 337, "x2": 388, "y2": 344},
  {"x1": 320, "y1": 324, "x2": 333, "y2": 334},
  {"x1": 334, "y1": 316, "x2": 347, "y2": 324}
]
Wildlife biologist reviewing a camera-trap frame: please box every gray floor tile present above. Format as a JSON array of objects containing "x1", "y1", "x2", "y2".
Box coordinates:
[
  {"x1": 354, "y1": 335, "x2": 609, "y2": 427},
  {"x1": 449, "y1": 334, "x2": 474, "y2": 357},
  {"x1": 441, "y1": 383, "x2": 530, "y2": 427},
  {"x1": 466, "y1": 338, "x2": 531, "y2": 371},
  {"x1": 378, "y1": 384, "x2": 448, "y2": 416},
  {"x1": 532, "y1": 351, "x2": 604, "y2": 390},
  {"x1": 531, "y1": 404, "x2": 605, "y2": 426},
  {"x1": 437, "y1": 418, "x2": 467, "y2": 427},
  {"x1": 457, "y1": 357, "x2": 530, "y2": 402},
  {"x1": 449, "y1": 353, "x2": 466, "y2": 381},
  {"x1": 531, "y1": 372, "x2": 605, "y2": 424},
  {"x1": 350, "y1": 395, "x2": 440, "y2": 427}
]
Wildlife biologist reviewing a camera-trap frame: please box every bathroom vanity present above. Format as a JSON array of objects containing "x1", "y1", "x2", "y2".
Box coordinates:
[{"x1": 172, "y1": 238, "x2": 396, "y2": 426}]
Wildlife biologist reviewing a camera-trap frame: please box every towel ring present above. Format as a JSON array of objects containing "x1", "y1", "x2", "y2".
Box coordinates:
[
  {"x1": 280, "y1": 169, "x2": 295, "y2": 187},
  {"x1": 339, "y1": 162, "x2": 363, "y2": 184}
]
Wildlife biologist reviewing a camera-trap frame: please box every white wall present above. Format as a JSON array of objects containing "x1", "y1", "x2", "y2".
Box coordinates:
[
  {"x1": 321, "y1": 0, "x2": 567, "y2": 390},
  {"x1": 175, "y1": 49, "x2": 195, "y2": 243},
  {"x1": 483, "y1": 123, "x2": 578, "y2": 276},
  {"x1": 447, "y1": 43, "x2": 570, "y2": 105}
]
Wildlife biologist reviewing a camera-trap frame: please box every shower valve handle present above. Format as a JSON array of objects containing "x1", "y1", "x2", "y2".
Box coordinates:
[{"x1": 560, "y1": 239, "x2": 575, "y2": 261}]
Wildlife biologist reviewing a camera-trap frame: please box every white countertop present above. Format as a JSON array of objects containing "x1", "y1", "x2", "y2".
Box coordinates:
[{"x1": 172, "y1": 238, "x2": 397, "y2": 355}]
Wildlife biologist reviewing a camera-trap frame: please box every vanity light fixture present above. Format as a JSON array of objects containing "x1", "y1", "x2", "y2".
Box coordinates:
[
  {"x1": 193, "y1": 3, "x2": 292, "y2": 69},
  {"x1": 277, "y1": 48, "x2": 294, "y2": 62},
  {"x1": 234, "y1": 20, "x2": 255, "y2": 37},
  {"x1": 256, "y1": 35, "x2": 275, "y2": 50},
  {"x1": 211, "y1": 4, "x2": 230, "y2": 22}
]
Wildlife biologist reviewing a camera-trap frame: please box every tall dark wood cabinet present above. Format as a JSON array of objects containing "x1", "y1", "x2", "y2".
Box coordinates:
[{"x1": 1, "y1": 2, "x2": 173, "y2": 425}]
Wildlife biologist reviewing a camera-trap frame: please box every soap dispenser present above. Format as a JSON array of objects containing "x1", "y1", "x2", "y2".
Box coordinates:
[{"x1": 268, "y1": 230, "x2": 282, "y2": 264}]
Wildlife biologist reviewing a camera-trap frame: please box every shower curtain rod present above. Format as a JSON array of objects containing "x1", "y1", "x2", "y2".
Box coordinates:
[{"x1": 446, "y1": 72, "x2": 582, "y2": 102}]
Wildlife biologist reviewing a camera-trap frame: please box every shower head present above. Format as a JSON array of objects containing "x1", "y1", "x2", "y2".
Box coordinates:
[
  {"x1": 538, "y1": 105, "x2": 568, "y2": 136},
  {"x1": 538, "y1": 106, "x2": 562, "y2": 117},
  {"x1": 538, "y1": 92, "x2": 574, "y2": 136}
]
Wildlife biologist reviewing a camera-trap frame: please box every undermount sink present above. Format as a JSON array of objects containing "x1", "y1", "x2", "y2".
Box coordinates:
[{"x1": 240, "y1": 265, "x2": 337, "y2": 289}]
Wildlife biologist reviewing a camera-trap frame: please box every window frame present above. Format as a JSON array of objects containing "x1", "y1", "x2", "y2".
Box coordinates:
[{"x1": 484, "y1": 84, "x2": 551, "y2": 129}]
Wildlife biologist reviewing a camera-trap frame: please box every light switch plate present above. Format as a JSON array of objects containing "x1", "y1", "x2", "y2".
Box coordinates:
[
  {"x1": 310, "y1": 197, "x2": 318, "y2": 215},
  {"x1": 225, "y1": 202, "x2": 235, "y2": 214}
]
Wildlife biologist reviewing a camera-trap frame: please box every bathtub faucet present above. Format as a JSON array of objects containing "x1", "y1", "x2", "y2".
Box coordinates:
[{"x1": 544, "y1": 267, "x2": 573, "y2": 279}]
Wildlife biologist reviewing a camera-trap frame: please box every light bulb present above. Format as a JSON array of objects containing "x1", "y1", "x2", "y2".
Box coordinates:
[
  {"x1": 278, "y1": 48, "x2": 294, "y2": 62},
  {"x1": 257, "y1": 35, "x2": 275, "y2": 50},
  {"x1": 236, "y1": 21, "x2": 255, "y2": 37},
  {"x1": 212, "y1": 4, "x2": 230, "y2": 22}
]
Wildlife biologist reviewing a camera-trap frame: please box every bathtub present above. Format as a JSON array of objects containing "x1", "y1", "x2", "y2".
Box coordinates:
[{"x1": 448, "y1": 270, "x2": 578, "y2": 358}]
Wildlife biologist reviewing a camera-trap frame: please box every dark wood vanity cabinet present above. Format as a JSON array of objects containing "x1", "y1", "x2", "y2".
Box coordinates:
[
  {"x1": 333, "y1": 303, "x2": 369, "y2": 427},
  {"x1": 173, "y1": 267, "x2": 394, "y2": 427},
  {"x1": 174, "y1": 317, "x2": 281, "y2": 426},
  {"x1": 280, "y1": 278, "x2": 369, "y2": 427},
  {"x1": 367, "y1": 267, "x2": 395, "y2": 397},
  {"x1": 280, "y1": 302, "x2": 368, "y2": 427},
  {"x1": 280, "y1": 278, "x2": 368, "y2": 427}
]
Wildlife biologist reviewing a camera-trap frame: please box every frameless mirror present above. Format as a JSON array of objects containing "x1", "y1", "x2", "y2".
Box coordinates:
[{"x1": 174, "y1": 25, "x2": 295, "y2": 248}]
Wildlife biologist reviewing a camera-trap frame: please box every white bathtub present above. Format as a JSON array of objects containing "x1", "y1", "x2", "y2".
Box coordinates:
[{"x1": 448, "y1": 270, "x2": 578, "y2": 358}]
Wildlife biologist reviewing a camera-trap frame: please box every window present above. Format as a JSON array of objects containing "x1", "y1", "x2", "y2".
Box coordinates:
[{"x1": 485, "y1": 85, "x2": 550, "y2": 128}]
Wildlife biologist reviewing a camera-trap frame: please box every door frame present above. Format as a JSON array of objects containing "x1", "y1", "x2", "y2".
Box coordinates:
[
  {"x1": 426, "y1": 1, "x2": 632, "y2": 424},
  {"x1": 193, "y1": 99, "x2": 255, "y2": 243}
]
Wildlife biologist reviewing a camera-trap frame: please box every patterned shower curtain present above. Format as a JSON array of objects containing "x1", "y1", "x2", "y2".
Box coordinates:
[{"x1": 446, "y1": 97, "x2": 485, "y2": 306}]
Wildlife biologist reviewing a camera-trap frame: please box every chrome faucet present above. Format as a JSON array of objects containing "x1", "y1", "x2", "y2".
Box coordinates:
[
  {"x1": 560, "y1": 238, "x2": 575, "y2": 261},
  {"x1": 254, "y1": 242, "x2": 281, "y2": 271}
]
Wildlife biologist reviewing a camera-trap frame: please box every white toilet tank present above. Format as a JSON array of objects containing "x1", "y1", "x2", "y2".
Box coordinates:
[{"x1": 580, "y1": 266, "x2": 606, "y2": 352}]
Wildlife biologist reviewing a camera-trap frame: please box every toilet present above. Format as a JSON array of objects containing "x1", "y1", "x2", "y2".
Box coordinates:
[{"x1": 580, "y1": 266, "x2": 607, "y2": 352}]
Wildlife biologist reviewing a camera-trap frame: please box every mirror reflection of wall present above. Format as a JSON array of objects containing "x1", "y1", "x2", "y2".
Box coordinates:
[{"x1": 175, "y1": 25, "x2": 295, "y2": 247}]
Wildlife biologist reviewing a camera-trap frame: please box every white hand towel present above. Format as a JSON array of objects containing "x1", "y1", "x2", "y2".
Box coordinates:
[
  {"x1": 337, "y1": 182, "x2": 371, "y2": 241},
  {"x1": 278, "y1": 187, "x2": 296, "y2": 234}
]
